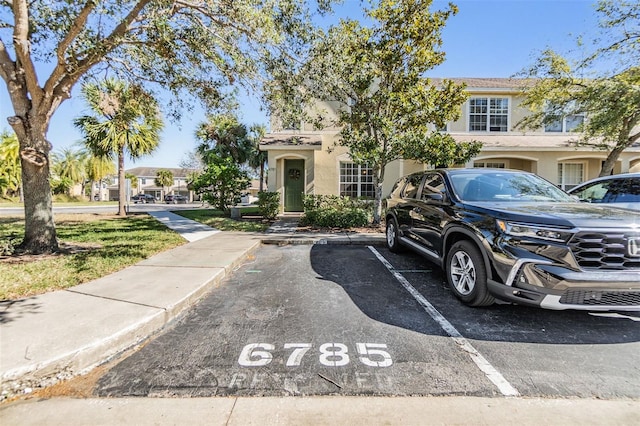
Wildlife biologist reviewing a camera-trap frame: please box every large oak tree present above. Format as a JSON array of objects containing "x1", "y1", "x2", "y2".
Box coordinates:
[{"x1": 0, "y1": 0, "x2": 331, "y2": 253}]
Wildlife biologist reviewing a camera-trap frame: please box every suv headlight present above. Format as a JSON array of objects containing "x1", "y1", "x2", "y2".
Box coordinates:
[{"x1": 496, "y1": 220, "x2": 573, "y2": 243}]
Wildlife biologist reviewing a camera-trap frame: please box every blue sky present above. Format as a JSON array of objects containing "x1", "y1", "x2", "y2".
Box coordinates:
[{"x1": 1, "y1": 0, "x2": 599, "y2": 169}]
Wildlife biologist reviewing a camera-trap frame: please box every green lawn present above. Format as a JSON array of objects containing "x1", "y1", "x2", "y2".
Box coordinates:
[
  {"x1": 0, "y1": 207, "x2": 271, "y2": 300},
  {"x1": 0, "y1": 214, "x2": 185, "y2": 300}
]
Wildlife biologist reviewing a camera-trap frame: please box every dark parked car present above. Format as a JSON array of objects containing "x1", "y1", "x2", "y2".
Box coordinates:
[
  {"x1": 131, "y1": 194, "x2": 156, "y2": 204},
  {"x1": 165, "y1": 194, "x2": 188, "y2": 204},
  {"x1": 385, "y1": 168, "x2": 640, "y2": 311},
  {"x1": 568, "y1": 172, "x2": 640, "y2": 211}
]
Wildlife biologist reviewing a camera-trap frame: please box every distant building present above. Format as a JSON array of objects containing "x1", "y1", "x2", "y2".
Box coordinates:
[{"x1": 106, "y1": 167, "x2": 197, "y2": 202}]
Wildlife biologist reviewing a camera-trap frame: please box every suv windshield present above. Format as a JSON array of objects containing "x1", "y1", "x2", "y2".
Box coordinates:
[{"x1": 448, "y1": 171, "x2": 573, "y2": 202}]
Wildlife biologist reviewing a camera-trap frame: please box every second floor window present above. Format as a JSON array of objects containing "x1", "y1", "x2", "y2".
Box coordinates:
[
  {"x1": 545, "y1": 114, "x2": 585, "y2": 132},
  {"x1": 469, "y1": 98, "x2": 509, "y2": 132}
]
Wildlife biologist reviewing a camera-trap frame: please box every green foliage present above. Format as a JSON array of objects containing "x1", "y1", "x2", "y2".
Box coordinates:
[
  {"x1": 75, "y1": 79, "x2": 163, "y2": 162},
  {"x1": 301, "y1": 195, "x2": 371, "y2": 228},
  {"x1": 0, "y1": 130, "x2": 21, "y2": 199},
  {"x1": 196, "y1": 114, "x2": 255, "y2": 164},
  {"x1": 50, "y1": 176, "x2": 73, "y2": 195},
  {"x1": 270, "y1": 0, "x2": 477, "y2": 223},
  {"x1": 257, "y1": 191, "x2": 281, "y2": 220},
  {"x1": 517, "y1": 1, "x2": 640, "y2": 176},
  {"x1": 1, "y1": 0, "x2": 335, "y2": 252},
  {"x1": 75, "y1": 79, "x2": 163, "y2": 214},
  {"x1": 50, "y1": 148, "x2": 88, "y2": 196},
  {"x1": 190, "y1": 155, "x2": 250, "y2": 214},
  {"x1": 155, "y1": 169, "x2": 174, "y2": 192}
]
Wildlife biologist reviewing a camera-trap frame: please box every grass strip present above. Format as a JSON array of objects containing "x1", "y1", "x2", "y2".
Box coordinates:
[
  {"x1": 0, "y1": 214, "x2": 184, "y2": 300},
  {"x1": 175, "y1": 208, "x2": 270, "y2": 233}
]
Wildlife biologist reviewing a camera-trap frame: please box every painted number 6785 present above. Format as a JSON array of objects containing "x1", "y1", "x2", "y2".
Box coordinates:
[{"x1": 238, "y1": 343, "x2": 393, "y2": 368}]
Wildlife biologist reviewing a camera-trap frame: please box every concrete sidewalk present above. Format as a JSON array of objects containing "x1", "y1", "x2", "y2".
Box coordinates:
[{"x1": 2, "y1": 395, "x2": 638, "y2": 425}]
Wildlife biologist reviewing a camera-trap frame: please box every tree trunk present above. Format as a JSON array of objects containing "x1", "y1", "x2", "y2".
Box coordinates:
[
  {"x1": 14, "y1": 121, "x2": 59, "y2": 253},
  {"x1": 372, "y1": 164, "x2": 385, "y2": 225},
  {"x1": 259, "y1": 160, "x2": 265, "y2": 192},
  {"x1": 600, "y1": 144, "x2": 626, "y2": 177},
  {"x1": 117, "y1": 149, "x2": 127, "y2": 215}
]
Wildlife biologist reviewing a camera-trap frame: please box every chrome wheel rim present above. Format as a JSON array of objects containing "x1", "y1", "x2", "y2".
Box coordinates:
[
  {"x1": 450, "y1": 251, "x2": 476, "y2": 295},
  {"x1": 387, "y1": 222, "x2": 396, "y2": 247}
]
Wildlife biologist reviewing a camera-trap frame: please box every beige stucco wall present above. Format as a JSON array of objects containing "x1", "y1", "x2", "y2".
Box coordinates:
[{"x1": 267, "y1": 141, "x2": 640, "y2": 209}]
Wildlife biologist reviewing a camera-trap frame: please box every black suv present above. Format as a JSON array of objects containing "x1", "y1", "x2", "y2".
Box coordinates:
[
  {"x1": 385, "y1": 168, "x2": 640, "y2": 311},
  {"x1": 132, "y1": 194, "x2": 155, "y2": 204}
]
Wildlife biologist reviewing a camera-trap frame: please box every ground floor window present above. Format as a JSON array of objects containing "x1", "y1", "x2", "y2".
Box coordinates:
[
  {"x1": 339, "y1": 162, "x2": 375, "y2": 198},
  {"x1": 473, "y1": 162, "x2": 506, "y2": 168},
  {"x1": 558, "y1": 162, "x2": 584, "y2": 190}
]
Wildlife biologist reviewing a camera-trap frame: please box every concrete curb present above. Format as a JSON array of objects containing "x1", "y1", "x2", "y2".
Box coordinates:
[{"x1": 261, "y1": 234, "x2": 386, "y2": 246}]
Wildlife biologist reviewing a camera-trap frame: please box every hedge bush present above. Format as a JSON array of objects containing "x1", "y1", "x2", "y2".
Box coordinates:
[
  {"x1": 301, "y1": 195, "x2": 371, "y2": 228},
  {"x1": 258, "y1": 191, "x2": 280, "y2": 220}
]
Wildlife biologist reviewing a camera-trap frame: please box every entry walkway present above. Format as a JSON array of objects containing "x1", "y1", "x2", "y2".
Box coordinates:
[{"x1": 147, "y1": 211, "x2": 220, "y2": 242}]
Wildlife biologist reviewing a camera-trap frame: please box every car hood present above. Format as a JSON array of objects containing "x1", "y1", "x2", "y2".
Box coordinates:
[{"x1": 465, "y1": 202, "x2": 640, "y2": 228}]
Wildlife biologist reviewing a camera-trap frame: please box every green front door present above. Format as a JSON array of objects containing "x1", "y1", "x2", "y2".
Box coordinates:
[{"x1": 284, "y1": 159, "x2": 305, "y2": 212}]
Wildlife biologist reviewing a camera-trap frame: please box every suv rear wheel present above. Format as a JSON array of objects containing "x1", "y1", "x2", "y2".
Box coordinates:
[
  {"x1": 446, "y1": 240, "x2": 494, "y2": 307},
  {"x1": 386, "y1": 218, "x2": 404, "y2": 253}
]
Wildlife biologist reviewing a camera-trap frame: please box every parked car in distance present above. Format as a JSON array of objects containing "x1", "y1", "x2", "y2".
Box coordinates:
[
  {"x1": 385, "y1": 168, "x2": 640, "y2": 311},
  {"x1": 164, "y1": 194, "x2": 188, "y2": 204},
  {"x1": 131, "y1": 194, "x2": 156, "y2": 204},
  {"x1": 568, "y1": 172, "x2": 640, "y2": 211}
]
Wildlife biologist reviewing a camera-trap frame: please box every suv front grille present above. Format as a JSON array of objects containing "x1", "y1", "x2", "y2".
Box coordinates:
[
  {"x1": 569, "y1": 231, "x2": 640, "y2": 270},
  {"x1": 560, "y1": 289, "x2": 640, "y2": 306}
]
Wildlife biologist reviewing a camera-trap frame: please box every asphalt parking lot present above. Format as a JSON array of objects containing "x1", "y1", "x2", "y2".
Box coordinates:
[{"x1": 95, "y1": 244, "x2": 640, "y2": 399}]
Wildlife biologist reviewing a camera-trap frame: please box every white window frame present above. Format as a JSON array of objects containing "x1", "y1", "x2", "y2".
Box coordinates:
[
  {"x1": 545, "y1": 114, "x2": 585, "y2": 133},
  {"x1": 473, "y1": 161, "x2": 506, "y2": 169},
  {"x1": 468, "y1": 97, "x2": 510, "y2": 132},
  {"x1": 544, "y1": 101, "x2": 585, "y2": 133},
  {"x1": 339, "y1": 162, "x2": 375, "y2": 198},
  {"x1": 558, "y1": 162, "x2": 585, "y2": 191}
]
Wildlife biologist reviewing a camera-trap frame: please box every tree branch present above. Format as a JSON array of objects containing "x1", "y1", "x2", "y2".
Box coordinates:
[
  {"x1": 56, "y1": 2, "x2": 96, "y2": 64},
  {"x1": 12, "y1": 0, "x2": 43, "y2": 106},
  {"x1": 0, "y1": 37, "x2": 14, "y2": 82},
  {"x1": 44, "y1": 0, "x2": 152, "y2": 112}
]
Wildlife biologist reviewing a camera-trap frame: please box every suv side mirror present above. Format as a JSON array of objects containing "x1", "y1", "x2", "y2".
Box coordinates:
[{"x1": 423, "y1": 192, "x2": 447, "y2": 204}]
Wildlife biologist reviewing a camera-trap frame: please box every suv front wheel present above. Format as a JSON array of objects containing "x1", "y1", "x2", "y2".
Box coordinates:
[{"x1": 446, "y1": 240, "x2": 495, "y2": 307}]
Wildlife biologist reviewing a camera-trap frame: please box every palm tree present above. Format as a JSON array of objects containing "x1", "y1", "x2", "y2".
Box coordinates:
[
  {"x1": 195, "y1": 114, "x2": 253, "y2": 164},
  {"x1": 74, "y1": 79, "x2": 163, "y2": 215},
  {"x1": 0, "y1": 130, "x2": 21, "y2": 200},
  {"x1": 247, "y1": 124, "x2": 267, "y2": 192},
  {"x1": 51, "y1": 148, "x2": 88, "y2": 196},
  {"x1": 86, "y1": 154, "x2": 116, "y2": 201},
  {"x1": 155, "y1": 169, "x2": 174, "y2": 198}
]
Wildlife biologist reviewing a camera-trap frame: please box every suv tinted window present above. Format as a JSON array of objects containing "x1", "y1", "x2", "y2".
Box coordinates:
[
  {"x1": 401, "y1": 174, "x2": 424, "y2": 199},
  {"x1": 574, "y1": 178, "x2": 640, "y2": 204},
  {"x1": 420, "y1": 173, "x2": 445, "y2": 200},
  {"x1": 603, "y1": 179, "x2": 640, "y2": 203}
]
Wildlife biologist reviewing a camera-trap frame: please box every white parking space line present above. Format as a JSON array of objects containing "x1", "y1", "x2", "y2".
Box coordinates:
[{"x1": 368, "y1": 246, "x2": 520, "y2": 397}]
